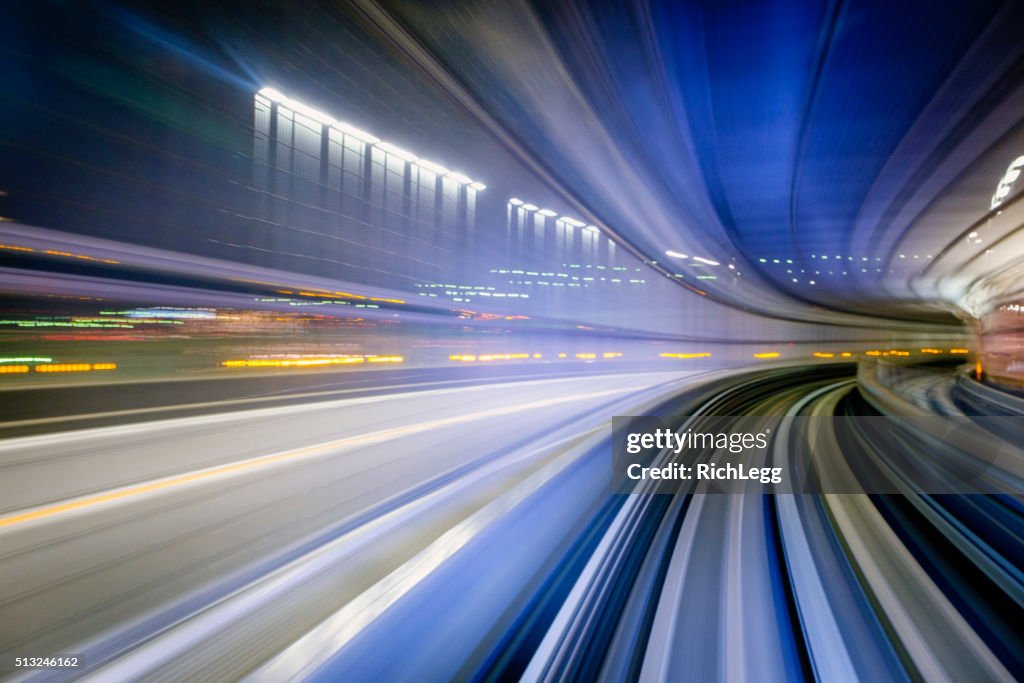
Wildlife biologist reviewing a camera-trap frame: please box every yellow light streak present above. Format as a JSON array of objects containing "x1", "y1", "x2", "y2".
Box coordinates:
[{"x1": 659, "y1": 352, "x2": 712, "y2": 359}]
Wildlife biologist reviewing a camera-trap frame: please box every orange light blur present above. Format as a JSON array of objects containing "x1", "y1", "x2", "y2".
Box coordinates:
[
  {"x1": 221, "y1": 355, "x2": 402, "y2": 369},
  {"x1": 659, "y1": 352, "x2": 712, "y2": 359},
  {"x1": 35, "y1": 364, "x2": 92, "y2": 373},
  {"x1": 448, "y1": 353, "x2": 538, "y2": 362}
]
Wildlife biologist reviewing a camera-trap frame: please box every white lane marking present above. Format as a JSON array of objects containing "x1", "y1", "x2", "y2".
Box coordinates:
[{"x1": 0, "y1": 385, "x2": 645, "y2": 532}]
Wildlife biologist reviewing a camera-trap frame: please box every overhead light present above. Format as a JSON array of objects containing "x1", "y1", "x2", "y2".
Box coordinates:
[
  {"x1": 375, "y1": 142, "x2": 418, "y2": 162},
  {"x1": 585, "y1": 225, "x2": 600, "y2": 233},
  {"x1": 262, "y1": 89, "x2": 335, "y2": 126},
  {"x1": 537, "y1": 209, "x2": 557, "y2": 217},
  {"x1": 560, "y1": 217, "x2": 585, "y2": 227},
  {"x1": 446, "y1": 171, "x2": 473, "y2": 184},
  {"x1": 259, "y1": 89, "x2": 497, "y2": 190},
  {"x1": 333, "y1": 121, "x2": 379, "y2": 144},
  {"x1": 416, "y1": 159, "x2": 450, "y2": 175},
  {"x1": 289, "y1": 102, "x2": 335, "y2": 127},
  {"x1": 692, "y1": 256, "x2": 719, "y2": 266},
  {"x1": 522, "y1": 204, "x2": 539, "y2": 211},
  {"x1": 665, "y1": 250, "x2": 688, "y2": 259},
  {"x1": 509, "y1": 198, "x2": 524, "y2": 206},
  {"x1": 258, "y1": 87, "x2": 285, "y2": 102}
]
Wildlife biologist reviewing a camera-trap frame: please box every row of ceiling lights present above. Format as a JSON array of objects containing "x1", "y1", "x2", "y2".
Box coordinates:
[
  {"x1": 257, "y1": 87, "x2": 487, "y2": 191},
  {"x1": 507, "y1": 198, "x2": 601, "y2": 234},
  {"x1": 663, "y1": 250, "x2": 720, "y2": 266}
]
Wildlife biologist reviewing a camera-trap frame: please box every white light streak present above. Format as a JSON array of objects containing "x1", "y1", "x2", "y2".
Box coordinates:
[
  {"x1": 375, "y1": 142, "x2": 418, "y2": 163},
  {"x1": 445, "y1": 172, "x2": 473, "y2": 185},
  {"x1": 258, "y1": 87, "x2": 286, "y2": 102},
  {"x1": 416, "y1": 159, "x2": 450, "y2": 175},
  {"x1": 333, "y1": 122, "x2": 380, "y2": 144},
  {"x1": 256, "y1": 87, "x2": 488, "y2": 185}
]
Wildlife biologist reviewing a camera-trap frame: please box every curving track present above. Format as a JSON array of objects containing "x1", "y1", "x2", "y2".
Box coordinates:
[{"x1": 1, "y1": 364, "x2": 1021, "y2": 682}]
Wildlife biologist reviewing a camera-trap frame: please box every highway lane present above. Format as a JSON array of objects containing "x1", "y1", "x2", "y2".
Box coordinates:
[
  {"x1": 0, "y1": 370, "x2": 704, "y2": 681},
  {"x1": 0, "y1": 362, "x2": 683, "y2": 438},
  {"x1": 2, "y1": 362, "x2": 1022, "y2": 682}
]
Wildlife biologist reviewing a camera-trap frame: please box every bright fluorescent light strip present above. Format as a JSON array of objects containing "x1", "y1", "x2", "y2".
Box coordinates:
[
  {"x1": 692, "y1": 256, "x2": 720, "y2": 266},
  {"x1": 416, "y1": 159, "x2": 449, "y2": 175},
  {"x1": 333, "y1": 121, "x2": 380, "y2": 144},
  {"x1": 259, "y1": 88, "x2": 334, "y2": 126},
  {"x1": 258, "y1": 87, "x2": 486, "y2": 187},
  {"x1": 446, "y1": 171, "x2": 473, "y2": 185},
  {"x1": 375, "y1": 142, "x2": 418, "y2": 163},
  {"x1": 665, "y1": 250, "x2": 688, "y2": 259},
  {"x1": 258, "y1": 87, "x2": 285, "y2": 102}
]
